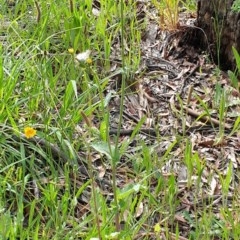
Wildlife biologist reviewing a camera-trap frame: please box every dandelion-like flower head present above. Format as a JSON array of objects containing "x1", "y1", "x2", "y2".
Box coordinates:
[{"x1": 24, "y1": 127, "x2": 37, "y2": 139}]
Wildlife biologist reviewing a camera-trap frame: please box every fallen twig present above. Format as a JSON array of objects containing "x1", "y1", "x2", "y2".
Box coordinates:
[{"x1": 176, "y1": 105, "x2": 232, "y2": 130}]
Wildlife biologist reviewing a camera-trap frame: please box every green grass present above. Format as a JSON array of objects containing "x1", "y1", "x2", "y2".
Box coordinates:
[{"x1": 0, "y1": 0, "x2": 239, "y2": 239}]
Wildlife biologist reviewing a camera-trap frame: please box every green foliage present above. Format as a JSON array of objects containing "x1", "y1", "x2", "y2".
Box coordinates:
[
  {"x1": 232, "y1": 0, "x2": 240, "y2": 12},
  {"x1": 0, "y1": 0, "x2": 239, "y2": 239},
  {"x1": 152, "y1": 0, "x2": 197, "y2": 30},
  {"x1": 228, "y1": 47, "x2": 240, "y2": 94},
  {"x1": 179, "y1": 0, "x2": 196, "y2": 12},
  {"x1": 152, "y1": 0, "x2": 180, "y2": 30}
]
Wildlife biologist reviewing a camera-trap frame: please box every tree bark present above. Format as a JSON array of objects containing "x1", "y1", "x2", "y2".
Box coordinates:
[{"x1": 196, "y1": 0, "x2": 240, "y2": 71}]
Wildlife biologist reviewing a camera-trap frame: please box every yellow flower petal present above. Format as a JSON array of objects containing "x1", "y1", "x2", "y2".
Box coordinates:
[
  {"x1": 24, "y1": 127, "x2": 37, "y2": 139},
  {"x1": 86, "y1": 57, "x2": 92, "y2": 64},
  {"x1": 154, "y1": 223, "x2": 161, "y2": 233},
  {"x1": 68, "y1": 48, "x2": 74, "y2": 54}
]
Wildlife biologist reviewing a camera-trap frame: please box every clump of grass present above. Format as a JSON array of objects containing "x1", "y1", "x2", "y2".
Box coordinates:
[
  {"x1": 152, "y1": 0, "x2": 197, "y2": 30},
  {"x1": 152, "y1": 0, "x2": 180, "y2": 30}
]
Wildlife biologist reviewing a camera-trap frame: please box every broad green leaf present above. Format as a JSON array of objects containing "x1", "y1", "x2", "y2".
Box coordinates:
[
  {"x1": 117, "y1": 183, "x2": 141, "y2": 199},
  {"x1": 91, "y1": 141, "x2": 116, "y2": 159}
]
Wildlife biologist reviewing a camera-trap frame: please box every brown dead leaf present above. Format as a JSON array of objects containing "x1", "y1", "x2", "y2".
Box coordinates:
[
  {"x1": 97, "y1": 166, "x2": 106, "y2": 179},
  {"x1": 209, "y1": 176, "x2": 217, "y2": 196},
  {"x1": 198, "y1": 139, "x2": 215, "y2": 147},
  {"x1": 135, "y1": 201, "x2": 144, "y2": 218}
]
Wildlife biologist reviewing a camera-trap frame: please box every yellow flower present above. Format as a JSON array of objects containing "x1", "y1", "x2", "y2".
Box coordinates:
[
  {"x1": 154, "y1": 223, "x2": 161, "y2": 233},
  {"x1": 24, "y1": 127, "x2": 37, "y2": 139},
  {"x1": 86, "y1": 57, "x2": 92, "y2": 64},
  {"x1": 68, "y1": 48, "x2": 74, "y2": 54}
]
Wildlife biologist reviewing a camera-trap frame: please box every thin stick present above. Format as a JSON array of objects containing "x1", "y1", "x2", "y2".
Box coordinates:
[
  {"x1": 177, "y1": 105, "x2": 232, "y2": 130},
  {"x1": 34, "y1": 1, "x2": 41, "y2": 23}
]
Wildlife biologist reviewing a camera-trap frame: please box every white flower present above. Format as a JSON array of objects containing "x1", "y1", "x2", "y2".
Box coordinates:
[{"x1": 75, "y1": 50, "x2": 91, "y2": 62}]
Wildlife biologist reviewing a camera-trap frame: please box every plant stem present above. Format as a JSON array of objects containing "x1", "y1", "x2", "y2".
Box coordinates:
[{"x1": 111, "y1": 0, "x2": 126, "y2": 232}]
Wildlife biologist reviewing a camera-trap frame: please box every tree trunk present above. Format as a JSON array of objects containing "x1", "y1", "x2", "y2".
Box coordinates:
[{"x1": 196, "y1": 0, "x2": 240, "y2": 71}]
